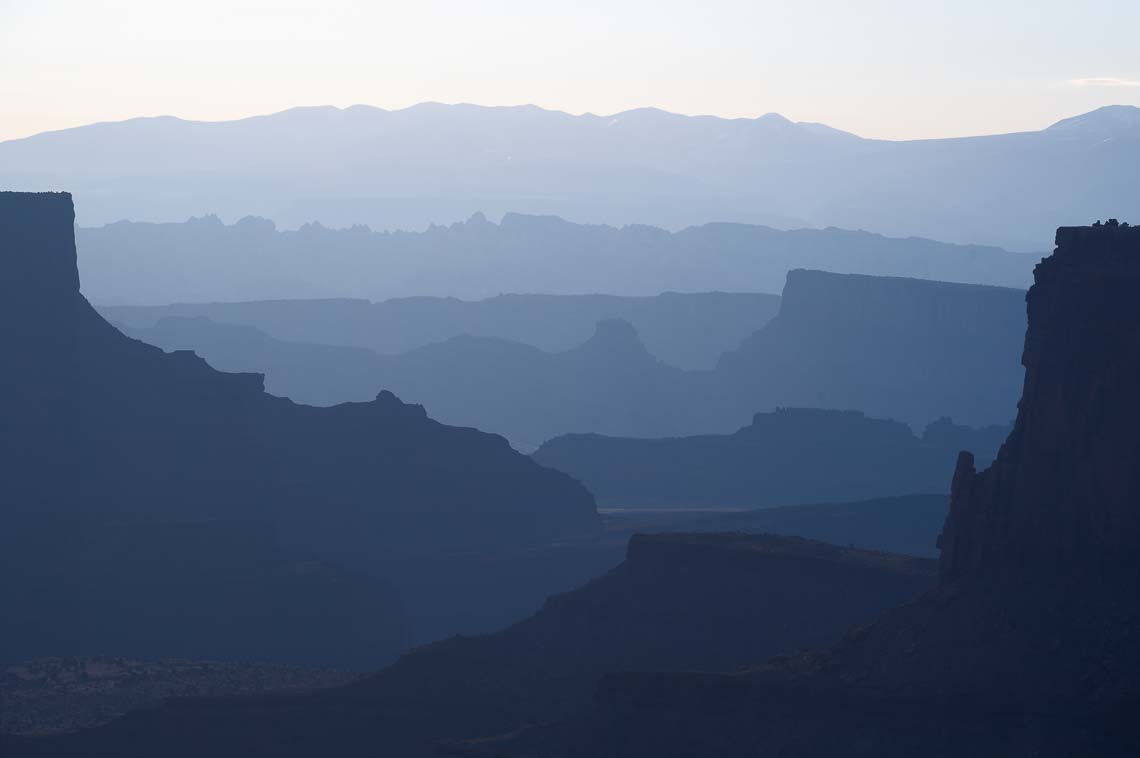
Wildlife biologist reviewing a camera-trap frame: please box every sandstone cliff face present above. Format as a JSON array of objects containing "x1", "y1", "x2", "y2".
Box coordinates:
[{"x1": 941, "y1": 223, "x2": 1140, "y2": 578}]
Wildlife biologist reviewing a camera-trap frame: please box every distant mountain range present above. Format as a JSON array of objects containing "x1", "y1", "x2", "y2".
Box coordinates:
[
  {"x1": 73, "y1": 212, "x2": 1038, "y2": 306},
  {"x1": 4, "y1": 102, "x2": 1137, "y2": 250}
]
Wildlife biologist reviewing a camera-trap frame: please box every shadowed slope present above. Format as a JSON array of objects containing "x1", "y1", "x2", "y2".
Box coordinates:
[
  {"x1": 0, "y1": 191, "x2": 597, "y2": 560},
  {"x1": 6, "y1": 534, "x2": 935, "y2": 757}
]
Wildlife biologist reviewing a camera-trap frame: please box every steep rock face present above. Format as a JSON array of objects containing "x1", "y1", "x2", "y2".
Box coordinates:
[
  {"x1": 719, "y1": 269, "x2": 1027, "y2": 428},
  {"x1": 0, "y1": 191, "x2": 597, "y2": 557},
  {"x1": 940, "y1": 223, "x2": 1140, "y2": 577},
  {"x1": 448, "y1": 224, "x2": 1140, "y2": 757}
]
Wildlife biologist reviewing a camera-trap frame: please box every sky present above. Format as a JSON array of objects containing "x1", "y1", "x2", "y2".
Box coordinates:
[{"x1": 2, "y1": 0, "x2": 1139, "y2": 143}]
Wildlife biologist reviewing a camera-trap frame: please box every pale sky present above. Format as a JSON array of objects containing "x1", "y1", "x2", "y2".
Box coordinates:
[{"x1": 2, "y1": 0, "x2": 1139, "y2": 142}]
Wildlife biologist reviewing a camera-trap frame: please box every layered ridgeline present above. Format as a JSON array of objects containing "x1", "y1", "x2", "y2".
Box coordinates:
[
  {"x1": 105, "y1": 270, "x2": 1026, "y2": 449},
  {"x1": 114, "y1": 317, "x2": 720, "y2": 451},
  {"x1": 535, "y1": 411, "x2": 1009, "y2": 508},
  {"x1": 3, "y1": 102, "x2": 1138, "y2": 249},
  {"x1": 6, "y1": 534, "x2": 935, "y2": 757},
  {"x1": 0, "y1": 192, "x2": 596, "y2": 669},
  {"x1": 75, "y1": 212, "x2": 1036, "y2": 307},
  {"x1": 101, "y1": 291, "x2": 780, "y2": 372},
  {"x1": 0, "y1": 191, "x2": 595, "y2": 553},
  {"x1": 460, "y1": 222, "x2": 1140, "y2": 757}
]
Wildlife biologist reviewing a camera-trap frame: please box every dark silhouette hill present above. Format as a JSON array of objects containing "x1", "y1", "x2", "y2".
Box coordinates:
[
  {"x1": 0, "y1": 515, "x2": 409, "y2": 670},
  {"x1": 113, "y1": 316, "x2": 721, "y2": 450},
  {"x1": 718, "y1": 269, "x2": 1027, "y2": 428},
  {"x1": 115, "y1": 316, "x2": 387, "y2": 407},
  {"x1": 0, "y1": 191, "x2": 604, "y2": 681},
  {"x1": 5, "y1": 534, "x2": 935, "y2": 756},
  {"x1": 4, "y1": 102, "x2": 1138, "y2": 249},
  {"x1": 100, "y1": 291, "x2": 780, "y2": 371},
  {"x1": 534, "y1": 410, "x2": 1009, "y2": 507},
  {"x1": 452, "y1": 222, "x2": 1140, "y2": 757},
  {"x1": 73, "y1": 211, "x2": 1037, "y2": 307},
  {"x1": 0, "y1": 191, "x2": 596, "y2": 561}
]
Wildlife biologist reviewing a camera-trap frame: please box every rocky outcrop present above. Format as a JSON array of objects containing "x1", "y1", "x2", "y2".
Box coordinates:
[
  {"x1": 940, "y1": 222, "x2": 1140, "y2": 578},
  {"x1": 447, "y1": 223, "x2": 1140, "y2": 757},
  {"x1": 718, "y1": 269, "x2": 1027, "y2": 428},
  {"x1": 0, "y1": 192, "x2": 597, "y2": 558}
]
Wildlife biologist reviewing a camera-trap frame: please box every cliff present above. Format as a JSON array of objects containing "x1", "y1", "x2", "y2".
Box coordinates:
[
  {"x1": 718, "y1": 269, "x2": 1027, "y2": 428},
  {"x1": 447, "y1": 223, "x2": 1140, "y2": 757},
  {"x1": 940, "y1": 222, "x2": 1140, "y2": 577},
  {"x1": 0, "y1": 190, "x2": 596, "y2": 558}
]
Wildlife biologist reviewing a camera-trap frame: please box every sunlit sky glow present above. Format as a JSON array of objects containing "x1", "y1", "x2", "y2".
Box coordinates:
[{"x1": 2, "y1": 0, "x2": 1139, "y2": 142}]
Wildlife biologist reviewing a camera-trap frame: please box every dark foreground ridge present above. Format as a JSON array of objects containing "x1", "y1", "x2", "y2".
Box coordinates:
[
  {"x1": 457, "y1": 221, "x2": 1140, "y2": 757},
  {"x1": 0, "y1": 192, "x2": 596, "y2": 669},
  {"x1": 4, "y1": 533, "x2": 934, "y2": 756},
  {"x1": 0, "y1": 191, "x2": 596, "y2": 553}
]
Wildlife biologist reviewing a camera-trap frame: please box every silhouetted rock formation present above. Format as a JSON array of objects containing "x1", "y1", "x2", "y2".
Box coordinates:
[
  {"x1": 939, "y1": 223, "x2": 1140, "y2": 578},
  {"x1": 118, "y1": 315, "x2": 723, "y2": 450},
  {"x1": 101, "y1": 291, "x2": 780, "y2": 371},
  {"x1": 0, "y1": 192, "x2": 596, "y2": 560},
  {"x1": 0, "y1": 515, "x2": 409, "y2": 669},
  {"x1": 72, "y1": 210, "x2": 1036, "y2": 308},
  {"x1": 370, "y1": 318, "x2": 719, "y2": 450},
  {"x1": 115, "y1": 316, "x2": 387, "y2": 407},
  {"x1": 6, "y1": 534, "x2": 934, "y2": 757},
  {"x1": 534, "y1": 409, "x2": 1008, "y2": 507},
  {"x1": 0, "y1": 191, "x2": 600, "y2": 681},
  {"x1": 718, "y1": 269, "x2": 1027, "y2": 428},
  {"x1": 453, "y1": 223, "x2": 1140, "y2": 757}
]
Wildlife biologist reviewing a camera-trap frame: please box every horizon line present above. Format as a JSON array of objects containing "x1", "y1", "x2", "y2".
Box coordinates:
[{"x1": 5, "y1": 100, "x2": 1137, "y2": 145}]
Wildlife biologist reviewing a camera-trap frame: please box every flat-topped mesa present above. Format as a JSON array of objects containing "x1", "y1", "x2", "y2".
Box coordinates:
[
  {"x1": 0, "y1": 191, "x2": 80, "y2": 314},
  {"x1": 0, "y1": 190, "x2": 79, "y2": 296},
  {"x1": 940, "y1": 220, "x2": 1140, "y2": 580}
]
